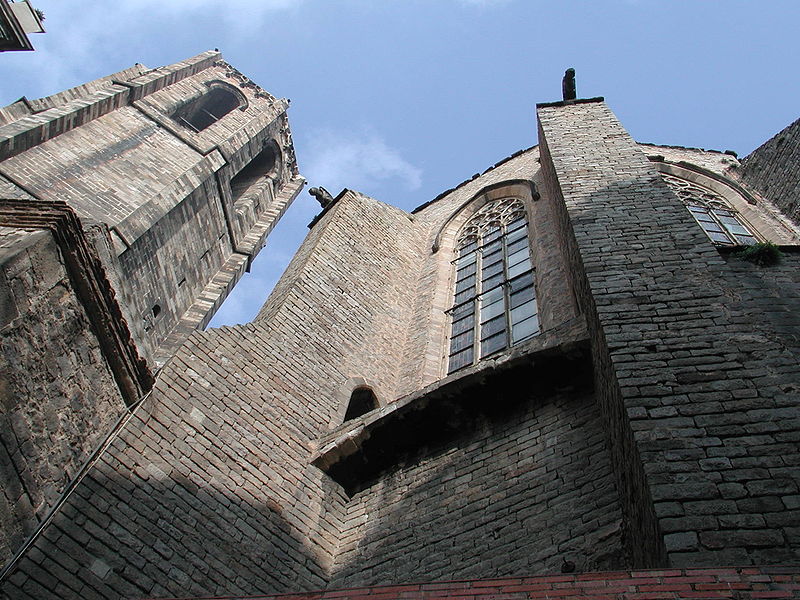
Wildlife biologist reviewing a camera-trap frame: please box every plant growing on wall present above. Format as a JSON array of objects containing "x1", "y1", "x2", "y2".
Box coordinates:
[{"x1": 735, "y1": 241, "x2": 783, "y2": 266}]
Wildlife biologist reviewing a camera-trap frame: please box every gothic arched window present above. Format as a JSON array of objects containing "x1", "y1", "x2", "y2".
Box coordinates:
[
  {"x1": 661, "y1": 175, "x2": 757, "y2": 246},
  {"x1": 447, "y1": 198, "x2": 539, "y2": 374},
  {"x1": 173, "y1": 86, "x2": 242, "y2": 132}
]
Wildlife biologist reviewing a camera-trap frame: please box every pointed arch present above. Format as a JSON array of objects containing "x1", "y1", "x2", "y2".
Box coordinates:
[
  {"x1": 660, "y1": 174, "x2": 758, "y2": 246},
  {"x1": 230, "y1": 139, "x2": 283, "y2": 214},
  {"x1": 344, "y1": 387, "x2": 379, "y2": 422},
  {"x1": 651, "y1": 159, "x2": 800, "y2": 245},
  {"x1": 447, "y1": 197, "x2": 539, "y2": 374},
  {"x1": 332, "y1": 377, "x2": 383, "y2": 427},
  {"x1": 172, "y1": 83, "x2": 246, "y2": 132}
]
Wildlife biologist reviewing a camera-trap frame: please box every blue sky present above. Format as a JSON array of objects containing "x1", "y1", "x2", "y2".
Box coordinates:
[{"x1": 2, "y1": 0, "x2": 798, "y2": 326}]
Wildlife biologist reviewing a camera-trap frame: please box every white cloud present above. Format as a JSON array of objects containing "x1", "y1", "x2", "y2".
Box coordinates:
[
  {"x1": 118, "y1": 0, "x2": 304, "y2": 30},
  {"x1": 0, "y1": 0, "x2": 303, "y2": 103},
  {"x1": 130, "y1": 0, "x2": 299, "y2": 9},
  {"x1": 301, "y1": 128, "x2": 422, "y2": 196},
  {"x1": 211, "y1": 128, "x2": 422, "y2": 327}
]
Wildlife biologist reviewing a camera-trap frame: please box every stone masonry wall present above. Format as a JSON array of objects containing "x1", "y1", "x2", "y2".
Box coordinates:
[
  {"x1": 0, "y1": 227, "x2": 127, "y2": 566},
  {"x1": 537, "y1": 99, "x2": 800, "y2": 568},
  {"x1": 256, "y1": 191, "x2": 426, "y2": 406},
  {"x1": 740, "y1": 117, "x2": 800, "y2": 225},
  {"x1": 537, "y1": 108, "x2": 665, "y2": 569},
  {"x1": 330, "y1": 389, "x2": 625, "y2": 587},
  {"x1": 0, "y1": 105, "x2": 218, "y2": 362},
  {"x1": 1, "y1": 192, "x2": 426, "y2": 599},
  {"x1": 114, "y1": 177, "x2": 229, "y2": 356},
  {"x1": 0, "y1": 106, "x2": 204, "y2": 231}
]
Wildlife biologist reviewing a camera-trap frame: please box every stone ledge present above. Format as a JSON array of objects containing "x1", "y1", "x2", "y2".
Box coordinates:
[
  {"x1": 536, "y1": 96, "x2": 605, "y2": 109},
  {"x1": 312, "y1": 317, "x2": 591, "y2": 495}
]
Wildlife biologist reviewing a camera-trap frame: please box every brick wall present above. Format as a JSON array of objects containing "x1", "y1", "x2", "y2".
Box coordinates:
[
  {"x1": 537, "y1": 99, "x2": 800, "y2": 568},
  {"x1": 0, "y1": 54, "x2": 300, "y2": 365},
  {"x1": 256, "y1": 190, "x2": 426, "y2": 404},
  {"x1": 2, "y1": 84, "x2": 798, "y2": 599},
  {"x1": 146, "y1": 567, "x2": 800, "y2": 600},
  {"x1": 113, "y1": 177, "x2": 230, "y2": 358},
  {"x1": 1, "y1": 192, "x2": 426, "y2": 599},
  {"x1": 400, "y1": 148, "x2": 579, "y2": 395},
  {"x1": 330, "y1": 389, "x2": 624, "y2": 586}
]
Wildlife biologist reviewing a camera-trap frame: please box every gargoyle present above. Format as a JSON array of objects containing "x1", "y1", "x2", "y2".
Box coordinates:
[{"x1": 309, "y1": 186, "x2": 334, "y2": 208}]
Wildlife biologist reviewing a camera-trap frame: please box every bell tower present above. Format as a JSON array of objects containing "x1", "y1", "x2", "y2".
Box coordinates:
[{"x1": 0, "y1": 50, "x2": 304, "y2": 365}]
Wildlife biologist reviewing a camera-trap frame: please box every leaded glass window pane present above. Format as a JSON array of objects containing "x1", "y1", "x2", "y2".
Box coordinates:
[
  {"x1": 447, "y1": 197, "x2": 540, "y2": 374},
  {"x1": 507, "y1": 227, "x2": 526, "y2": 244},
  {"x1": 480, "y1": 298, "x2": 505, "y2": 322},
  {"x1": 512, "y1": 316, "x2": 539, "y2": 343},
  {"x1": 482, "y1": 286, "x2": 503, "y2": 305},
  {"x1": 449, "y1": 348, "x2": 473, "y2": 371},
  {"x1": 507, "y1": 236, "x2": 529, "y2": 254},
  {"x1": 510, "y1": 300, "x2": 537, "y2": 325},
  {"x1": 452, "y1": 300, "x2": 474, "y2": 319},
  {"x1": 509, "y1": 272, "x2": 534, "y2": 294},
  {"x1": 662, "y1": 174, "x2": 759, "y2": 247},
  {"x1": 481, "y1": 260, "x2": 504, "y2": 280},
  {"x1": 457, "y1": 262, "x2": 476, "y2": 279},
  {"x1": 452, "y1": 314, "x2": 474, "y2": 336},
  {"x1": 481, "y1": 315, "x2": 506, "y2": 339},
  {"x1": 455, "y1": 274, "x2": 475, "y2": 292},
  {"x1": 481, "y1": 274, "x2": 504, "y2": 292},
  {"x1": 508, "y1": 258, "x2": 532, "y2": 279},
  {"x1": 510, "y1": 284, "x2": 535, "y2": 309},
  {"x1": 481, "y1": 333, "x2": 507, "y2": 357},
  {"x1": 454, "y1": 289, "x2": 474, "y2": 304},
  {"x1": 457, "y1": 252, "x2": 476, "y2": 267},
  {"x1": 507, "y1": 248, "x2": 528, "y2": 266},
  {"x1": 451, "y1": 330, "x2": 474, "y2": 352}
]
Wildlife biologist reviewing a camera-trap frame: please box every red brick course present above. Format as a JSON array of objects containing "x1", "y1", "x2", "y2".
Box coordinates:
[{"x1": 148, "y1": 567, "x2": 800, "y2": 600}]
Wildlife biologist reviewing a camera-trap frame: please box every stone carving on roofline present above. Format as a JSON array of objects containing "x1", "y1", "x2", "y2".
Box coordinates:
[
  {"x1": 562, "y1": 68, "x2": 576, "y2": 101},
  {"x1": 309, "y1": 186, "x2": 334, "y2": 208}
]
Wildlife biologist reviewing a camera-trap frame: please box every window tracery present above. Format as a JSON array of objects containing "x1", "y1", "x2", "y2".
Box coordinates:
[
  {"x1": 661, "y1": 174, "x2": 757, "y2": 246},
  {"x1": 447, "y1": 198, "x2": 538, "y2": 374}
]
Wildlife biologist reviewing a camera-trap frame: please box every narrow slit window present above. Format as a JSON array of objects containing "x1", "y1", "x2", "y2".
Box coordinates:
[{"x1": 447, "y1": 198, "x2": 539, "y2": 375}]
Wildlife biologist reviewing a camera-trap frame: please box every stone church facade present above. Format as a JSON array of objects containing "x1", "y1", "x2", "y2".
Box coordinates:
[{"x1": 0, "y1": 53, "x2": 798, "y2": 599}]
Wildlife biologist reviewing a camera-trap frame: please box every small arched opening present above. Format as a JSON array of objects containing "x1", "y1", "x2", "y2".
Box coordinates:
[
  {"x1": 173, "y1": 86, "x2": 242, "y2": 132},
  {"x1": 231, "y1": 142, "x2": 280, "y2": 207},
  {"x1": 344, "y1": 386, "x2": 379, "y2": 422}
]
